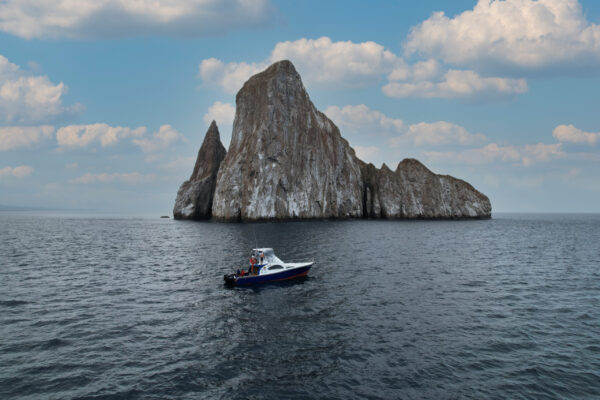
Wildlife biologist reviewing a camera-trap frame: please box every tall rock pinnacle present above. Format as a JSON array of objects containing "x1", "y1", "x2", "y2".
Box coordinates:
[
  {"x1": 173, "y1": 121, "x2": 226, "y2": 219},
  {"x1": 211, "y1": 60, "x2": 364, "y2": 220}
]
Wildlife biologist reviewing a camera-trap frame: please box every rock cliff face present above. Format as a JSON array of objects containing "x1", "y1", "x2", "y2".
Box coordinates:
[
  {"x1": 211, "y1": 60, "x2": 363, "y2": 220},
  {"x1": 361, "y1": 159, "x2": 491, "y2": 219},
  {"x1": 173, "y1": 121, "x2": 226, "y2": 219},
  {"x1": 175, "y1": 60, "x2": 491, "y2": 220}
]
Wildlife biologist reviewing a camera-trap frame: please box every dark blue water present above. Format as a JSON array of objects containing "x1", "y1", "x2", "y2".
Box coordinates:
[{"x1": 1, "y1": 213, "x2": 599, "y2": 399}]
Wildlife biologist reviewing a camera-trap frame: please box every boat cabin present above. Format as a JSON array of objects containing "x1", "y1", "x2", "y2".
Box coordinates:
[{"x1": 250, "y1": 248, "x2": 284, "y2": 267}]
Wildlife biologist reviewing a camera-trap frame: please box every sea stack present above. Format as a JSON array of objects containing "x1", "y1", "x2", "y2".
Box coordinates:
[
  {"x1": 211, "y1": 60, "x2": 363, "y2": 220},
  {"x1": 174, "y1": 60, "x2": 491, "y2": 220},
  {"x1": 173, "y1": 121, "x2": 226, "y2": 219}
]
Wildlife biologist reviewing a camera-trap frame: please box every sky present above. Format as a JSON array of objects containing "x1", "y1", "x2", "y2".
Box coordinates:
[{"x1": 1, "y1": 0, "x2": 599, "y2": 214}]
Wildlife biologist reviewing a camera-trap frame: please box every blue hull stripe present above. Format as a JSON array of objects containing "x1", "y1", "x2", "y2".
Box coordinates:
[{"x1": 234, "y1": 265, "x2": 312, "y2": 286}]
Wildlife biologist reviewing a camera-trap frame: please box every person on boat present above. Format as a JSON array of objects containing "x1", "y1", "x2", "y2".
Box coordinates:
[
  {"x1": 260, "y1": 252, "x2": 264, "y2": 264},
  {"x1": 249, "y1": 256, "x2": 256, "y2": 274}
]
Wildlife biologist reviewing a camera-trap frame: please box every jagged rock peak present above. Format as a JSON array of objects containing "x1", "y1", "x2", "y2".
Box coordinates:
[
  {"x1": 239, "y1": 59, "x2": 300, "y2": 91},
  {"x1": 362, "y1": 157, "x2": 492, "y2": 219},
  {"x1": 396, "y1": 158, "x2": 431, "y2": 174},
  {"x1": 381, "y1": 163, "x2": 392, "y2": 172},
  {"x1": 211, "y1": 59, "x2": 364, "y2": 220},
  {"x1": 190, "y1": 120, "x2": 223, "y2": 181},
  {"x1": 173, "y1": 121, "x2": 226, "y2": 220}
]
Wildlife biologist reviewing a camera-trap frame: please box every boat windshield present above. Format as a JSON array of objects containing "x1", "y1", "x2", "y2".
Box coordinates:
[{"x1": 251, "y1": 248, "x2": 284, "y2": 265}]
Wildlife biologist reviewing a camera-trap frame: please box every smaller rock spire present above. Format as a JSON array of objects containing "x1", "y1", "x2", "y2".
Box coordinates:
[
  {"x1": 173, "y1": 122, "x2": 227, "y2": 220},
  {"x1": 190, "y1": 120, "x2": 223, "y2": 181}
]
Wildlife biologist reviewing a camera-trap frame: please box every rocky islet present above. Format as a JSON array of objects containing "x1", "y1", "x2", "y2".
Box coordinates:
[{"x1": 174, "y1": 60, "x2": 491, "y2": 220}]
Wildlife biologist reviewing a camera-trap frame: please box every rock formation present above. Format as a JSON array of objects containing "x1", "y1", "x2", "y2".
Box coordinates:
[
  {"x1": 361, "y1": 159, "x2": 491, "y2": 218},
  {"x1": 174, "y1": 60, "x2": 491, "y2": 220},
  {"x1": 211, "y1": 60, "x2": 363, "y2": 220},
  {"x1": 173, "y1": 121, "x2": 226, "y2": 219}
]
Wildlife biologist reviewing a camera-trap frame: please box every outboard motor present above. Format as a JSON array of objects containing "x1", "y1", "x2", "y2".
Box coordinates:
[{"x1": 224, "y1": 274, "x2": 236, "y2": 285}]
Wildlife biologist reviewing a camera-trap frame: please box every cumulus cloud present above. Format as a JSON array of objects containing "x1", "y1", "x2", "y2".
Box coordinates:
[
  {"x1": 0, "y1": 125, "x2": 54, "y2": 150},
  {"x1": 0, "y1": 0, "x2": 278, "y2": 40},
  {"x1": 405, "y1": 0, "x2": 600, "y2": 75},
  {"x1": 203, "y1": 101, "x2": 235, "y2": 128},
  {"x1": 199, "y1": 37, "x2": 400, "y2": 93},
  {"x1": 325, "y1": 104, "x2": 484, "y2": 147},
  {"x1": 56, "y1": 123, "x2": 146, "y2": 148},
  {"x1": 424, "y1": 142, "x2": 564, "y2": 166},
  {"x1": 56, "y1": 123, "x2": 183, "y2": 152},
  {"x1": 0, "y1": 55, "x2": 81, "y2": 124},
  {"x1": 521, "y1": 143, "x2": 565, "y2": 166},
  {"x1": 383, "y1": 69, "x2": 528, "y2": 100},
  {"x1": 132, "y1": 124, "x2": 184, "y2": 153},
  {"x1": 270, "y1": 37, "x2": 399, "y2": 87},
  {"x1": 354, "y1": 146, "x2": 379, "y2": 162},
  {"x1": 199, "y1": 37, "x2": 529, "y2": 101},
  {"x1": 387, "y1": 58, "x2": 442, "y2": 82},
  {"x1": 199, "y1": 58, "x2": 267, "y2": 94},
  {"x1": 325, "y1": 104, "x2": 404, "y2": 134},
  {"x1": 70, "y1": 172, "x2": 154, "y2": 184},
  {"x1": 401, "y1": 121, "x2": 486, "y2": 146},
  {"x1": 553, "y1": 124, "x2": 599, "y2": 145},
  {"x1": 0, "y1": 165, "x2": 34, "y2": 179}
]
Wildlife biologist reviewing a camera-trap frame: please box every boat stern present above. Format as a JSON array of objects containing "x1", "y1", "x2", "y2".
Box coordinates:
[{"x1": 224, "y1": 273, "x2": 237, "y2": 285}]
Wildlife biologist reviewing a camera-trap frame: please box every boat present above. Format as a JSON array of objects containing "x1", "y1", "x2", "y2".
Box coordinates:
[{"x1": 224, "y1": 248, "x2": 313, "y2": 286}]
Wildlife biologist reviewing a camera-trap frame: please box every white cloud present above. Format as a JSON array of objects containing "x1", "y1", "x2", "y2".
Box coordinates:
[
  {"x1": 521, "y1": 143, "x2": 565, "y2": 166},
  {"x1": 354, "y1": 146, "x2": 379, "y2": 162},
  {"x1": 56, "y1": 123, "x2": 146, "y2": 148},
  {"x1": 0, "y1": 55, "x2": 81, "y2": 124},
  {"x1": 70, "y1": 172, "x2": 154, "y2": 184},
  {"x1": 270, "y1": 37, "x2": 399, "y2": 87},
  {"x1": 199, "y1": 37, "x2": 401, "y2": 93},
  {"x1": 387, "y1": 58, "x2": 442, "y2": 82},
  {"x1": 325, "y1": 104, "x2": 404, "y2": 134},
  {"x1": 199, "y1": 37, "x2": 529, "y2": 101},
  {"x1": 199, "y1": 58, "x2": 267, "y2": 94},
  {"x1": 401, "y1": 121, "x2": 486, "y2": 146},
  {"x1": 405, "y1": 0, "x2": 600, "y2": 75},
  {"x1": 132, "y1": 124, "x2": 184, "y2": 153},
  {"x1": 553, "y1": 124, "x2": 599, "y2": 145},
  {"x1": 65, "y1": 162, "x2": 78, "y2": 169},
  {"x1": 0, "y1": 125, "x2": 54, "y2": 150},
  {"x1": 56, "y1": 123, "x2": 183, "y2": 152},
  {"x1": 325, "y1": 104, "x2": 484, "y2": 147},
  {"x1": 424, "y1": 142, "x2": 564, "y2": 166},
  {"x1": 0, "y1": 0, "x2": 278, "y2": 40},
  {"x1": 383, "y1": 69, "x2": 527, "y2": 100},
  {"x1": 0, "y1": 165, "x2": 34, "y2": 179},
  {"x1": 203, "y1": 101, "x2": 235, "y2": 128}
]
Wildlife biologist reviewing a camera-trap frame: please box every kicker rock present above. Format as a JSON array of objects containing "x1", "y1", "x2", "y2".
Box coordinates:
[
  {"x1": 361, "y1": 159, "x2": 491, "y2": 219},
  {"x1": 173, "y1": 121, "x2": 226, "y2": 219},
  {"x1": 177, "y1": 60, "x2": 491, "y2": 220},
  {"x1": 211, "y1": 60, "x2": 363, "y2": 220}
]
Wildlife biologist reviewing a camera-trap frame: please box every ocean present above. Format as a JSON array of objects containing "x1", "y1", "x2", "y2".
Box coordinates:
[{"x1": 1, "y1": 212, "x2": 599, "y2": 399}]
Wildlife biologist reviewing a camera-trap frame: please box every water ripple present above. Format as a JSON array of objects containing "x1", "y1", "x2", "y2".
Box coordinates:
[{"x1": 1, "y1": 213, "x2": 600, "y2": 399}]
